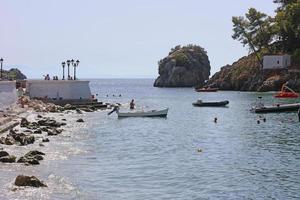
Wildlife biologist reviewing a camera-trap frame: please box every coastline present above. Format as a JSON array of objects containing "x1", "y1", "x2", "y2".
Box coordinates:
[{"x1": 0, "y1": 98, "x2": 108, "y2": 199}]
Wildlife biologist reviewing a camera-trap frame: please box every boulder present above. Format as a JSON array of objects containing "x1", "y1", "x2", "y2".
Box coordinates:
[
  {"x1": 14, "y1": 175, "x2": 47, "y2": 187},
  {"x1": 64, "y1": 104, "x2": 76, "y2": 110},
  {"x1": 33, "y1": 129, "x2": 42, "y2": 134},
  {"x1": 76, "y1": 119, "x2": 84, "y2": 123},
  {"x1": 17, "y1": 150, "x2": 45, "y2": 165},
  {"x1": 0, "y1": 137, "x2": 6, "y2": 144},
  {"x1": 0, "y1": 155, "x2": 16, "y2": 163},
  {"x1": 20, "y1": 118, "x2": 29, "y2": 127},
  {"x1": 47, "y1": 128, "x2": 62, "y2": 136},
  {"x1": 154, "y1": 45, "x2": 211, "y2": 87},
  {"x1": 76, "y1": 109, "x2": 83, "y2": 114},
  {"x1": 38, "y1": 119, "x2": 66, "y2": 128},
  {"x1": 42, "y1": 138, "x2": 49, "y2": 142},
  {"x1": 0, "y1": 151, "x2": 9, "y2": 158},
  {"x1": 5, "y1": 136, "x2": 15, "y2": 145}
]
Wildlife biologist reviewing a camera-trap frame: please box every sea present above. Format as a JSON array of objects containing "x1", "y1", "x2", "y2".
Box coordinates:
[{"x1": 1, "y1": 79, "x2": 300, "y2": 200}]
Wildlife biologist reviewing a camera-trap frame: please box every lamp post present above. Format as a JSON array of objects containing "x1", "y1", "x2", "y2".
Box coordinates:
[
  {"x1": 66, "y1": 60, "x2": 70, "y2": 80},
  {"x1": 74, "y1": 59, "x2": 80, "y2": 80},
  {"x1": 61, "y1": 62, "x2": 66, "y2": 80},
  {"x1": 0, "y1": 58, "x2": 3, "y2": 80}
]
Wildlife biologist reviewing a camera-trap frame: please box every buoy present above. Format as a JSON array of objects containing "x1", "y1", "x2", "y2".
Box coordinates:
[
  {"x1": 257, "y1": 120, "x2": 260, "y2": 124},
  {"x1": 214, "y1": 117, "x2": 217, "y2": 123},
  {"x1": 263, "y1": 118, "x2": 266, "y2": 122},
  {"x1": 197, "y1": 148, "x2": 202, "y2": 152}
]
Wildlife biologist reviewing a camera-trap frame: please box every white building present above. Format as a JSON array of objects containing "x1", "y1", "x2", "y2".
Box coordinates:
[
  {"x1": 0, "y1": 81, "x2": 17, "y2": 109},
  {"x1": 263, "y1": 54, "x2": 291, "y2": 69},
  {"x1": 26, "y1": 80, "x2": 92, "y2": 100}
]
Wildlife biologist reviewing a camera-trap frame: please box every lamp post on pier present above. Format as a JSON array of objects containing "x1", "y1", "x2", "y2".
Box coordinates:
[
  {"x1": 66, "y1": 60, "x2": 71, "y2": 80},
  {"x1": 73, "y1": 60, "x2": 80, "y2": 80},
  {"x1": 0, "y1": 58, "x2": 3, "y2": 80},
  {"x1": 61, "y1": 62, "x2": 66, "y2": 80}
]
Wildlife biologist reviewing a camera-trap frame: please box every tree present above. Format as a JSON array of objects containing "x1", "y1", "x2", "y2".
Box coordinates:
[
  {"x1": 274, "y1": 1, "x2": 300, "y2": 52},
  {"x1": 232, "y1": 8, "x2": 273, "y2": 66}
]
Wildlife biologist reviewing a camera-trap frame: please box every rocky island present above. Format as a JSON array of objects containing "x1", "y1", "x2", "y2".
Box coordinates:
[{"x1": 154, "y1": 45, "x2": 210, "y2": 87}]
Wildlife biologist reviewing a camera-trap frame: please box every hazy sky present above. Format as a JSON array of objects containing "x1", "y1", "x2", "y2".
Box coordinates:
[{"x1": 1, "y1": 0, "x2": 277, "y2": 79}]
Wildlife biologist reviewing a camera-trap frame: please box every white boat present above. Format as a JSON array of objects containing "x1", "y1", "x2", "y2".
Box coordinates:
[{"x1": 117, "y1": 108, "x2": 169, "y2": 118}]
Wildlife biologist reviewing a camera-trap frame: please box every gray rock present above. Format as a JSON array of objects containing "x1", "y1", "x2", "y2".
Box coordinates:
[
  {"x1": 14, "y1": 175, "x2": 47, "y2": 187},
  {"x1": 0, "y1": 155, "x2": 16, "y2": 163},
  {"x1": 42, "y1": 138, "x2": 50, "y2": 142},
  {"x1": 76, "y1": 118, "x2": 84, "y2": 123},
  {"x1": 0, "y1": 151, "x2": 9, "y2": 158}
]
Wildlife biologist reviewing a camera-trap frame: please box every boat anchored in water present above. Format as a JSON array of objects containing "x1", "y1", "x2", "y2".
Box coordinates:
[
  {"x1": 192, "y1": 100, "x2": 229, "y2": 107},
  {"x1": 274, "y1": 84, "x2": 299, "y2": 98},
  {"x1": 195, "y1": 87, "x2": 218, "y2": 92},
  {"x1": 108, "y1": 106, "x2": 169, "y2": 118}
]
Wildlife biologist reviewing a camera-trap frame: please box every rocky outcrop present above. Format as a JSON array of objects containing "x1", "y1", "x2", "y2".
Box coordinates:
[
  {"x1": 2, "y1": 68, "x2": 27, "y2": 80},
  {"x1": 17, "y1": 150, "x2": 45, "y2": 165},
  {"x1": 14, "y1": 175, "x2": 47, "y2": 187},
  {"x1": 206, "y1": 54, "x2": 300, "y2": 91},
  {"x1": 154, "y1": 45, "x2": 211, "y2": 87}
]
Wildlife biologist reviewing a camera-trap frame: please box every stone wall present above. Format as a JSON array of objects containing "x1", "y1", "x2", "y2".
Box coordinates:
[
  {"x1": 26, "y1": 80, "x2": 92, "y2": 100},
  {"x1": 0, "y1": 81, "x2": 17, "y2": 109}
]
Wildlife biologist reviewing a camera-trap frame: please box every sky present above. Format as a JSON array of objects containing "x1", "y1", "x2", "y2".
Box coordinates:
[{"x1": 0, "y1": 0, "x2": 278, "y2": 79}]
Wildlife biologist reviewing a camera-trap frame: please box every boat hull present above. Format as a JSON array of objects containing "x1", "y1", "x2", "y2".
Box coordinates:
[
  {"x1": 254, "y1": 103, "x2": 300, "y2": 113},
  {"x1": 193, "y1": 100, "x2": 229, "y2": 107},
  {"x1": 196, "y1": 88, "x2": 218, "y2": 92},
  {"x1": 117, "y1": 108, "x2": 169, "y2": 118}
]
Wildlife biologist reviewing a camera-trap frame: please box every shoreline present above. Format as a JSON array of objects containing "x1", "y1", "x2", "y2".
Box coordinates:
[{"x1": 0, "y1": 97, "x2": 111, "y2": 199}]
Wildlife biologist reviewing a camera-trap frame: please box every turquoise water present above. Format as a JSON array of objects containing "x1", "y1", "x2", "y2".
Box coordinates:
[{"x1": 2, "y1": 79, "x2": 300, "y2": 199}]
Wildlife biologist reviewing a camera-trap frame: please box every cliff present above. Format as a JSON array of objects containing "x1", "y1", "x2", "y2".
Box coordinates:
[
  {"x1": 1, "y1": 68, "x2": 27, "y2": 80},
  {"x1": 154, "y1": 45, "x2": 211, "y2": 87},
  {"x1": 206, "y1": 54, "x2": 300, "y2": 92}
]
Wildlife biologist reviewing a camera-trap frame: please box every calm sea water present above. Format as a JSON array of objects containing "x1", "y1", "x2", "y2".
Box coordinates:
[{"x1": 2, "y1": 79, "x2": 300, "y2": 199}]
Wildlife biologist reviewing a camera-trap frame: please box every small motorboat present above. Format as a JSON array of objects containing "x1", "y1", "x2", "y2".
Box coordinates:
[
  {"x1": 192, "y1": 100, "x2": 229, "y2": 107},
  {"x1": 253, "y1": 103, "x2": 300, "y2": 113},
  {"x1": 195, "y1": 87, "x2": 218, "y2": 92},
  {"x1": 108, "y1": 106, "x2": 169, "y2": 118},
  {"x1": 274, "y1": 84, "x2": 299, "y2": 98}
]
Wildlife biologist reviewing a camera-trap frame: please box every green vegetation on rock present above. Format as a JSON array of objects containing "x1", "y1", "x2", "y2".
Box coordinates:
[{"x1": 154, "y1": 45, "x2": 210, "y2": 87}]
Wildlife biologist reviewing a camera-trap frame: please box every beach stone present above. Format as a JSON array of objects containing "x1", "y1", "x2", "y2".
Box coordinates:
[
  {"x1": 37, "y1": 114, "x2": 43, "y2": 118},
  {"x1": 47, "y1": 128, "x2": 62, "y2": 136},
  {"x1": 26, "y1": 150, "x2": 45, "y2": 156},
  {"x1": 17, "y1": 150, "x2": 45, "y2": 165},
  {"x1": 14, "y1": 175, "x2": 47, "y2": 187},
  {"x1": 0, "y1": 151, "x2": 9, "y2": 158},
  {"x1": 0, "y1": 137, "x2": 6, "y2": 144},
  {"x1": 64, "y1": 104, "x2": 76, "y2": 110},
  {"x1": 20, "y1": 118, "x2": 29, "y2": 127},
  {"x1": 0, "y1": 155, "x2": 16, "y2": 163},
  {"x1": 24, "y1": 130, "x2": 33, "y2": 134},
  {"x1": 76, "y1": 119, "x2": 84, "y2": 123},
  {"x1": 38, "y1": 119, "x2": 66, "y2": 128},
  {"x1": 76, "y1": 109, "x2": 83, "y2": 114},
  {"x1": 42, "y1": 138, "x2": 49, "y2": 142},
  {"x1": 41, "y1": 127, "x2": 49, "y2": 132},
  {"x1": 61, "y1": 118, "x2": 67, "y2": 121},
  {"x1": 5, "y1": 136, "x2": 15, "y2": 145},
  {"x1": 19, "y1": 135, "x2": 35, "y2": 146},
  {"x1": 39, "y1": 143, "x2": 44, "y2": 147},
  {"x1": 33, "y1": 129, "x2": 42, "y2": 134}
]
